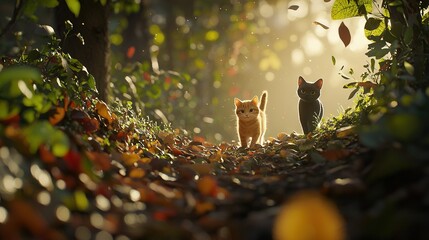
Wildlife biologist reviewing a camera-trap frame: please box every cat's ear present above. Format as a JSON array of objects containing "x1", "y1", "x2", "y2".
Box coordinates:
[
  {"x1": 234, "y1": 98, "x2": 242, "y2": 107},
  {"x1": 298, "y1": 76, "x2": 306, "y2": 86},
  {"x1": 251, "y1": 95, "x2": 259, "y2": 104},
  {"x1": 315, "y1": 79, "x2": 323, "y2": 89}
]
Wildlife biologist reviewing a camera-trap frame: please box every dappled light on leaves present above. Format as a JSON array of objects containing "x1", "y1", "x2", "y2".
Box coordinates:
[{"x1": 1, "y1": 0, "x2": 429, "y2": 239}]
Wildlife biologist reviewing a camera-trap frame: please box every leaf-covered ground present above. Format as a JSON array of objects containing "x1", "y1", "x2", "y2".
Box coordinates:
[{"x1": 0, "y1": 99, "x2": 428, "y2": 240}]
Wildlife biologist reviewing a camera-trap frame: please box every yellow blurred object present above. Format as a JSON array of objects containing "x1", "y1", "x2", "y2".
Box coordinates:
[{"x1": 273, "y1": 191, "x2": 345, "y2": 240}]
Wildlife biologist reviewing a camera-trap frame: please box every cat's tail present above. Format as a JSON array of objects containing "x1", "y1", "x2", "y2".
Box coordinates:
[{"x1": 259, "y1": 91, "x2": 268, "y2": 111}]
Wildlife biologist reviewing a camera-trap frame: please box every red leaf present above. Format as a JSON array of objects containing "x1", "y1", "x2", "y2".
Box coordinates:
[
  {"x1": 63, "y1": 150, "x2": 82, "y2": 172},
  {"x1": 127, "y1": 46, "x2": 136, "y2": 59},
  {"x1": 81, "y1": 117, "x2": 100, "y2": 133},
  {"x1": 165, "y1": 76, "x2": 172, "y2": 84},
  {"x1": 86, "y1": 151, "x2": 111, "y2": 171},
  {"x1": 39, "y1": 144, "x2": 56, "y2": 164},
  {"x1": 338, "y1": 22, "x2": 351, "y2": 47}
]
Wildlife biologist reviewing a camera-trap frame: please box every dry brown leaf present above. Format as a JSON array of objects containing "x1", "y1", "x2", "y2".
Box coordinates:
[{"x1": 339, "y1": 22, "x2": 351, "y2": 47}]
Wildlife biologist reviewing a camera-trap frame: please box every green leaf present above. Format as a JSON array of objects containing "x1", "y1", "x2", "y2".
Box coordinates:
[
  {"x1": 0, "y1": 100, "x2": 20, "y2": 120},
  {"x1": 364, "y1": 18, "x2": 385, "y2": 39},
  {"x1": 331, "y1": 0, "x2": 373, "y2": 20},
  {"x1": 38, "y1": 0, "x2": 59, "y2": 8},
  {"x1": 359, "y1": 123, "x2": 388, "y2": 148},
  {"x1": 0, "y1": 66, "x2": 41, "y2": 98},
  {"x1": 65, "y1": 0, "x2": 81, "y2": 17},
  {"x1": 348, "y1": 88, "x2": 359, "y2": 99},
  {"x1": 343, "y1": 82, "x2": 357, "y2": 88},
  {"x1": 50, "y1": 130, "x2": 70, "y2": 157},
  {"x1": 23, "y1": 121, "x2": 70, "y2": 156},
  {"x1": 87, "y1": 75, "x2": 97, "y2": 91},
  {"x1": 387, "y1": 114, "x2": 421, "y2": 142},
  {"x1": 404, "y1": 61, "x2": 414, "y2": 75},
  {"x1": 0, "y1": 66, "x2": 42, "y2": 86},
  {"x1": 370, "y1": 58, "x2": 375, "y2": 72},
  {"x1": 404, "y1": 27, "x2": 413, "y2": 45}
]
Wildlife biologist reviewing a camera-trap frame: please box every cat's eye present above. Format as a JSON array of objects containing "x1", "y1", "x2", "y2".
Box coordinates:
[
  {"x1": 300, "y1": 89, "x2": 306, "y2": 94},
  {"x1": 310, "y1": 91, "x2": 315, "y2": 95},
  {"x1": 238, "y1": 110, "x2": 244, "y2": 114},
  {"x1": 250, "y1": 109, "x2": 254, "y2": 112}
]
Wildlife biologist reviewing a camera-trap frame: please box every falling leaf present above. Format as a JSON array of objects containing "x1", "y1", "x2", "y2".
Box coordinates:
[
  {"x1": 273, "y1": 191, "x2": 345, "y2": 240},
  {"x1": 288, "y1": 5, "x2": 299, "y2": 10},
  {"x1": 338, "y1": 22, "x2": 351, "y2": 47},
  {"x1": 313, "y1": 21, "x2": 329, "y2": 29}
]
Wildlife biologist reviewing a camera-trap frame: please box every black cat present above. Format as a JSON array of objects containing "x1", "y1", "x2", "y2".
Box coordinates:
[{"x1": 297, "y1": 76, "x2": 323, "y2": 134}]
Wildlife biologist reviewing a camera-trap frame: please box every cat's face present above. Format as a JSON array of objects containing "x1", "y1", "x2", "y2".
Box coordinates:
[
  {"x1": 234, "y1": 96, "x2": 260, "y2": 121},
  {"x1": 297, "y1": 76, "x2": 323, "y2": 101}
]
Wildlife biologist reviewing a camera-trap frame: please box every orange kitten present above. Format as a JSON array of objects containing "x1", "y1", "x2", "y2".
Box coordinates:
[{"x1": 234, "y1": 91, "x2": 268, "y2": 148}]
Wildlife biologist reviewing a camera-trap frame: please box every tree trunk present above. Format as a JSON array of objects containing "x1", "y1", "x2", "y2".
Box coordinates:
[
  {"x1": 55, "y1": 0, "x2": 110, "y2": 101},
  {"x1": 121, "y1": 0, "x2": 151, "y2": 63}
]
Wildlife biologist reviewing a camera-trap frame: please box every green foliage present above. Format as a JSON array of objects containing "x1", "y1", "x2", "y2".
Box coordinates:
[
  {"x1": 23, "y1": 121, "x2": 70, "y2": 156},
  {"x1": 65, "y1": 0, "x2": 81, "y2": 17},
  {"x1": 110, "y1": 61, "x2": 195, "y2": 127},
  {"x1": 331, "y1": 0, "x2": 372, "y2": 20}
]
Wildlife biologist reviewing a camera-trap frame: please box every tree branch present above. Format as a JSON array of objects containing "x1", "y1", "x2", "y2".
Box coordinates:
[{"x1": 0, "y1": 0, "x2": 24, "y2": 38}]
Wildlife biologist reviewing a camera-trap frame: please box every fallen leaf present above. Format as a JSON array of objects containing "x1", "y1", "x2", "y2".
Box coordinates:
[
  {"x1": 197, "y1": 175, "x2": 218, "y2": 196},
  {"x1": 121, "y1": 153, "x2": 140, "y2": 166},
  {"x1": 195, "y1": 200, "x2": 215, "y2": 215},
  {"x1": 129, "y1": 168, "x2": 146, "y2": 178},
  {"x1": 184, "y1": 163, "x2": 215, "y2": 175},
  {"x1": 336, "y1": 125, "x2": 356, "y2": 138},
  {"x1": 320, "y1": 149, "x2": 351, "y2": 161},
  {"x1": 96, "y1": 101, "x2": 113, "y2": 124},
  {"x1": 49, "y1": 107, "x2": 65, "y2": 125},
  {"x1": 86, "y1": 151, "x2": 111, "y2": 171}
]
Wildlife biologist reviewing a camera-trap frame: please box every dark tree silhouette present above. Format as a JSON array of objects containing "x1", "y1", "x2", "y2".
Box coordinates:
[{"x1": 55, "y1": 0, "x2": 110, "y2": 101}]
